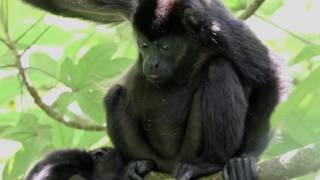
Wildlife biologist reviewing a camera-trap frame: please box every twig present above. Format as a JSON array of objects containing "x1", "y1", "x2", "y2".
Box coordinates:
[
  {"x1": 0, "y1": 64, "x2": 15, "y2": 69},
  {"x1": 239, "y1": 0, "x2": 266, "y2": 20},
  {"x1": 5, "y1": 0, "x2": 8, "y2": 32},
  {"x1": 0, "y1": 0, "x2": 9, "y2": 33},
  {"x1": 238, "y1": 1, "x2": 317, "y2": 45},
  {"x1": 0, "y1": 37, "x2": 9, "y2": 46},
  {"x1": 15, "y1": 15, "x2": 45, "y2": 43},
  {"x1": 3, "y1": 31, "x2": 105, "y2": 131},
  {"x1": 145, "y1": 142, "x2": 320, "y2": 180},
  {"x1": 21, "y1": 26, "x2": 52, "y2": 56},
  {"x1": 255, "y1": 14, "x2": 316, "y2": 45}
]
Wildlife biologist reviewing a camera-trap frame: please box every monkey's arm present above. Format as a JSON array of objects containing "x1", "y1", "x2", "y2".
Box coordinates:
[
  {"x1": 185, "y1": 9, "x2": 280, "y2": 157},
  {"x1": 238, "y1": 79, "x2": 279, "y2": 158},
  {"x1": 202, "y1": 58, "x2": 256, "y2": 180},
  {"x1": 104, "y1": 85, "x2": 166, "y2": 180},
  {"x1": 21, "y1": 0, "x2": 137, "y2": 23},
  {"x1": 173, "y1": 58, "x2": 250, "y2": 180}
]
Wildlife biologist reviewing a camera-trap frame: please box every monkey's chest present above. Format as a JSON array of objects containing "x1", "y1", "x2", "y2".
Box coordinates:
[{"x1": 139, "y1": 95, "x2": 191, "y2": 158}]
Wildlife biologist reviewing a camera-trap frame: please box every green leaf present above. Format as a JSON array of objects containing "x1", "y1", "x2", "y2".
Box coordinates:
[
  {"x1": 1, "y1": 114, "x2": 53, "y2": 180},
  {"x1": 76, "y1": 44, "x2": 118, "y2": 87},
  {"x1": 102, "y1": 57, "x2": 132, "y2": 77},
  {"x1": 290, "y1": 45, "x2": 320, "y2": 66},
  {"x1": 0, "y1": 51, "x2": 15, "y2": 65},
  {"x1": 29, "y1": 52, "x2": 60, "y2": 78},
  {"x1": 224, "y1": 0, "x2": 247, "y2": 12},
  {"x1": 0, "y1": 76, "x2": 20, "y2": 103},
  {"x1": 0, "y1": 112, "x2": 20, "y2": 126},
  {"x1": 260, "y1": 0, "x2": 284, "y2": 16},
  {"x1": 76, "y1": 87, "x2": 105, "y2": 123},
  {"x1": 53, "y1": 92, "x2": 77, "y2": 113},
  {"x1": 59, "y1": 58, "x2": 79, "y2": 89},
  {"x1": 15, "y1": 25, "x2": 72, "y2": 46},
  {"x1": 0, "y1": 114, "x2": 45, "y2": 141},
  {"x1": 268, "y1": 67, "x2": 320, "y2": 155}
]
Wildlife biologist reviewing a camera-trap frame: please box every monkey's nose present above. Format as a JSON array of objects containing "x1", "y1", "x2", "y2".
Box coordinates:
[{"x1": 151, "y1": 61, "x2": 159, "y2": 69}]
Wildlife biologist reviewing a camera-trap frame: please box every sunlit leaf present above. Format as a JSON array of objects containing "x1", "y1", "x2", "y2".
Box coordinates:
[{"x1": 290, "y1": 45, "x2": 320, "y2": 66}]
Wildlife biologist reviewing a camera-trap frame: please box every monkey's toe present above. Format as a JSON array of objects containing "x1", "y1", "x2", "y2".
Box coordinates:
[{"x1": 223, "y1": 157, "x2": 257, "y2": 180}]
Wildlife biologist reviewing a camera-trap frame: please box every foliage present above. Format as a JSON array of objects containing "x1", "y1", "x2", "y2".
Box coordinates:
[{"x1": 0, "y1": 0, "x2": 320, "y2": 179}]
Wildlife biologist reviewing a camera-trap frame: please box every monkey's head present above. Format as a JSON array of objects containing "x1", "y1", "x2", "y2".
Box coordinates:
[
  {"x1": 133, "y1": 0, "x2": 202, "y2": 84},
  {"x1": 136, "y1": 32, "x2": 193, "y2": 84}
]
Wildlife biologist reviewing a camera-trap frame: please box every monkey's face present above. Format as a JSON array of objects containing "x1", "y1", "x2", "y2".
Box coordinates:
[{"x1": 137, "y1": 33, "x2": 190, "y2": 84}]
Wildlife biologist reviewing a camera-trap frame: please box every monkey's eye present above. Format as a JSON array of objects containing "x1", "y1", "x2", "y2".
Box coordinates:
[
  {"x1": 140, "y1": 42, "x2": 149, "y2": 49},
  {"x1": 161, "y1": 45, "x2": 169, "y2": 51}
]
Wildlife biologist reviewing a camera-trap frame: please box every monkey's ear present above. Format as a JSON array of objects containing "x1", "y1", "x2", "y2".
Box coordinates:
[{"x1": 21, "y1": 0, "x2": 138, "y2": 24}]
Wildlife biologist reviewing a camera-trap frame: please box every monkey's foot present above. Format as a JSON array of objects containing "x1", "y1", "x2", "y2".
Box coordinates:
[
  {"x1": 127, "y1": 160, "x2": 155, "y2": 180},
  {"x1": 173, "y1": 163, "x2": 194, "y2": 180},
  {"x1": 223, "y1": 157, "x2": 258, "y2": 180},
  {"x1": 173, "y1": 163, "x2": 220, "y2": 180}
]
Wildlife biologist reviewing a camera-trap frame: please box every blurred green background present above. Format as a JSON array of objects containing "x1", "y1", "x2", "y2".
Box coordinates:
[{"x1": 0, "y1": 0, "x2": 319, "y2": 179}]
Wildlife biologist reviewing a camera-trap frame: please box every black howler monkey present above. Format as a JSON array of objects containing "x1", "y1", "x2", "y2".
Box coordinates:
[
  {"x1": 25, "y1": 147, "x2": 126, "y2": 180},
  {"x1": 22, "y1": 0, "x2": 281, "y2": 180}
]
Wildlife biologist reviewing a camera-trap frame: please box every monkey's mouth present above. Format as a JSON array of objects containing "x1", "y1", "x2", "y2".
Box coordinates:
[{"x1": 146, "y1": 74, "x2": 168, "y2": 83}]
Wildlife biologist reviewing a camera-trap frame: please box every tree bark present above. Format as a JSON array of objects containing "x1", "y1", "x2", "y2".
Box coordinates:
[{"x1": 145, "y1": 142, "x2": 320, "y2": 180}]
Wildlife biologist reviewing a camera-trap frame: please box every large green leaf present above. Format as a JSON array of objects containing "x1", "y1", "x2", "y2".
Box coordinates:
[
  {"x1": 29, "y1": 52, "x2": 60, "y2": 78},
  {"x1": 1, "y1": 114, "x2": 53, "y2": 180},
  {"x1": 59, "y1": 58, "x2": 79, "y2": 88},
  {"x1": 268, "y1": 67, "x2": 320, "y2": 155}
]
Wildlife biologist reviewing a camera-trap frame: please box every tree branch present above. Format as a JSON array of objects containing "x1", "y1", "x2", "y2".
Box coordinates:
[
  {"x1": 145, "y1": 142, "x2": 320, "y2": 180},
  {"x1": 2, "y1": 31, "x2": 105, "y2": 131},
  {"x1": 238, "y1": 0, "x2": 266, "y2": 20}
]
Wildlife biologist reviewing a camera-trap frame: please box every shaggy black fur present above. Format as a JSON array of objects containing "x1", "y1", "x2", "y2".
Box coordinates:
[{"x1": 22, "y1": 0, "x2": 281, "y2": 179}]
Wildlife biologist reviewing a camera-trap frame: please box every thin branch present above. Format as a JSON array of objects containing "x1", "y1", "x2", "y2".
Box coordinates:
[
  {"x1": 0, "y1": 37, "x2": 9, "y2": 47},
  {"x1": 238, "y1": 1, "x2": 317, "y2": 45},
  {"x1": 255, "y1": 14, "x2": 317, "y2": 45},
  {"x1": 15, "y1": 15, "x2": 45, "y2": 43},
  {"x1": 0, "y1": 0, "x2": 9, "y2": 33},
  {"x1": 5, "y1": 0, "x2": 8, "y2": 33},
  {"x1": 0, "y1": 0, "x2": 5, "y2": 32},
  {"x1": 3, "y1": 31, "x2": 105, "y2": 131},
  {"x1": 0, "y1": 64, "x2": 15, "y2": 69},
  {"x1": 21, "y1": 26, "x2": 52, "y2": 56},
  {"x1": 145, "y1": 142, "x2": 320, "y2": 180},
  {"x1": 238, "y1": 0, "x2": 266, "y2": 20}
]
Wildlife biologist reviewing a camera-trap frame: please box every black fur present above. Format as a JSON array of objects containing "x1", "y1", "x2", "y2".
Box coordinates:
[
  {"x1": 22, "y1": 0, "x2": 281, "y2": 179},
  {"x1": 25, "y1": 148, "x2": 126, "y2": 180},
  {"x1": 21, "y1": 0, "x2": 137, "y2": 23}
]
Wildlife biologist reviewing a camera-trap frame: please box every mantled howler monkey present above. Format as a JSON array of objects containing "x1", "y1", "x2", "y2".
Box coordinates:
[
  {"x1": 26, "y1": 148, "x2": 126, "y2": 180},
  {"x1": 22, "y1": 0, "x2": 281, "y2": 179}
]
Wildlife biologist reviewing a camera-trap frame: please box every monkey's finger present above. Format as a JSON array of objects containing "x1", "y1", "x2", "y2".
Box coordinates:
[
  {"x1": 235, "y1": 158, "x2": 245, "y2": 180},
  {"x1": 243, "y1": 158, "x2": 252, "y2": 180},
  {"x1": 128, "y1": 164, "x2": 143, "y2": 180}
]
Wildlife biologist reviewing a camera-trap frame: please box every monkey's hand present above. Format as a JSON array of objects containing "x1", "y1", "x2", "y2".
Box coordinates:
[
  {"x1": 127, "y1": 160, "x2": 155, "y2": 180},
  {"x1": 182, "y1": 8, "x2": 222, "y2": 47},
  {"x1": 223, "y1": 157, "x2": 258, "y2": 180},
  {"x1": 173, "y1": 163, "x2": 194, "y2": 180}
]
